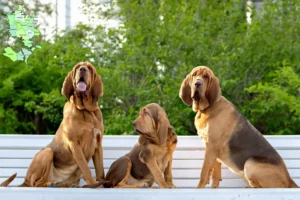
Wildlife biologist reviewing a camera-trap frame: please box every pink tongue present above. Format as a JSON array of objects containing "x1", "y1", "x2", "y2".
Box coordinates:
[{"x1": 77, "y1": 82, "x2": 86, "y2": 91}]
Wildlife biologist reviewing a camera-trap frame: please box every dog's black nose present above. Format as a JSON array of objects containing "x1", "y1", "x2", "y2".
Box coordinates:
[
  {"x1": 80, "y1": 68, "x2": 86, "y2": 72},
  {"x1": 195, "y1": 81, "x2": 202, "y2": 87}
]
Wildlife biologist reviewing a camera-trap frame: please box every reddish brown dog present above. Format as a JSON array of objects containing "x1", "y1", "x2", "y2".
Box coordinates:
[
  {"x1": 86, "y1": 103, "x2": 177, "y2": 188},
  {"x1": 179, "y1": 66, "x2": 298, "y2": 188},
  {"x1": 1, "y1": 62, "x2": 105, "y2": 187}
]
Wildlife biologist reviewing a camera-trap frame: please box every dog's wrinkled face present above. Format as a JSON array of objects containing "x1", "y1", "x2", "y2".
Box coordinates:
[
  {"x1": 179, "y1": 66, "x2": 221, "y2": 112},
  {"x1": 133, "y1": 103, "x2": 170, "y2": 146},
  {"x1": 61, "y1": 61, "x2": 103, "y2": 106},
  {"x1": 74, "y1": 64, "x2": 93, "y2": 95},
  {"x1": 190, "y1": 67, "x2": 210, "y2": 108}
]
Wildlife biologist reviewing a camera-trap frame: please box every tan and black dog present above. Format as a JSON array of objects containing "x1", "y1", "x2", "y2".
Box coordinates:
[
  {"x1": 85, "y1": 103, "x2": 177, "y2": 188},
  {"x1": 1, "y1": 62, "x2": 105, "y2": 187},
  {"x1": 179, "y1": 66, "x2": 298, "y2": 188}
]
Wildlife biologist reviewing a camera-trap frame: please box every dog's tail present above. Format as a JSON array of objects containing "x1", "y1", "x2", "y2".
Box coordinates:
[
  {"x1": 82, "y1": 180, "x2": 113, "y2": 188},
  {"x1": 289, "y1": 179, "x2": 299, "y2": 188},
  {"x1": 0, "y1": 173, "x2": 17, "y2": 187}
]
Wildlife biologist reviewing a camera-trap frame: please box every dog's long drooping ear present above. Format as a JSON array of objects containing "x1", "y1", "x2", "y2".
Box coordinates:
[
  {"x1": 167, "y1": 125, "x2": 177, "y2": 145},
  {"x1": 157, "y1": 115, "x2": 169, "y2": 146},
  {"x1": 91, "y1": 73, "x2": 103, "y2": 105},
  {"x1": 167, "y1": 125, "x2": 175, "y2": 137},
  {"x1": 206, "y1": 74, "x2": 221, "y2": 107},
  {"x1": 179, "y1": 74, "x2": 192, "y2": 106},
  {"x1": 138, "y1": 135, "x2": 147, "y2": 146},
  {"x1": 61, "y1": 72, "x2": 74, "y2": 101}
]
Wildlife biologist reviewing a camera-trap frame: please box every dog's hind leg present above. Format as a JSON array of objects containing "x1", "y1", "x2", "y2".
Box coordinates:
[
  {"x1": 23, "y1": 147, "x2": 54, "y2": 187},
  {"x1": 103, "y1": 156, "x2": 151, "y2": 188},
  {"x1": 244, "y1": 158, "x2": 295, "y2": 188},
  {"x1": 47, "y1": 168, "x2": 82, "y2": 188},
  {"x1": 105, "y1": 156, "x2": 132, "y2": 187},
  {"x1": 115, "y1": 174, "x2": 152, "y2": 188}
]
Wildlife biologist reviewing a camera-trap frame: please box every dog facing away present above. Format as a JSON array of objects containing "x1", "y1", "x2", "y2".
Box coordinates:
[
  {"x1": 84, "y1": 103, "x2": 177, "y2": 189},
  {"x1": 1, "y1": 62, "x2": 105, "y2": 187},
  {"x1": 179, "y1": 66, "x2": 298, "y2": 188}
]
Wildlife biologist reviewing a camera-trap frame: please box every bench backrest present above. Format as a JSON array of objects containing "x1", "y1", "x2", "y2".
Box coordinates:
[{"x1": 0, "y1": 135, "x2": 299, "y2": 188}]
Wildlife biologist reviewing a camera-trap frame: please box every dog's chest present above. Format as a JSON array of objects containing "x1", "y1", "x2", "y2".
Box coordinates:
[
  {"x1": 156, "y1": 151, "x2": 170, "y2": 171},
  {"x1": 195, "y1": 112, "x2": 209, "y2": 142},
  {"x1": 80, "y1": 128, "x2": 101, "y2": 159},
  {"x1": 197, "y1": 124, "x2": 209, "y2": 142},
  {"x1": 74, "y1": 113, "x2": 102, "y2": 157}
]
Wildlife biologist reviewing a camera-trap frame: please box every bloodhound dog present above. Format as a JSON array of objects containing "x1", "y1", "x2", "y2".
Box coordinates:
[
  {"x1": 85, "y1": 103, "x2": 177, "y2": 188},
  {"x1": 179, "y1": 66, "x2": 298, "y2": 188},
  {"x1": 2, "y1": 61, "x2": 105, "y2": 187}
]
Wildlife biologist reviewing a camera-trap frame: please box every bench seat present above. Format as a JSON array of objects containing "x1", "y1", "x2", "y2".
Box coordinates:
[
  {"x1": 0, "y1": 135, "x2": 300, "y2": 199},
  {"x1": 1, "y1": 188, "x2": 300, "y2": 200}
]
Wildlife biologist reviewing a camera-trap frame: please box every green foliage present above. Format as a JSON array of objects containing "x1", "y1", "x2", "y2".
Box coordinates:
[
  {"x1": 95, "y1": 0, "x2": 248, "y2": 135},
  {"x1": 1, "y1": 0, "x2": 300, "y2": 135},
  {"x1": 244, "y1": 66, "x2": 300, "y2": 135},
  {"x1": 0, "y1": 24, "x2": 94, "y2": 134}
]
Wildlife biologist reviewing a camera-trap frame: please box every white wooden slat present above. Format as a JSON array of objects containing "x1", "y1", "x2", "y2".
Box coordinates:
[
  {"x1": 0, "y1": 149, "x2": 299, "y2": 159},
  {"x1": 172, "y1": 178, "x2": 299, "y2": 188},
  {"x1": 0, "y1": 149, "x2": 135, "y2": 159},
  {"x1": 174, "y1": 179, "x2": 249, "y2": 188},
  {"x1": 0, "y1": 177, "x2": 246, "y2": 188},
  {"x1": 1, "y1": 168, "x2": 300, "y2": 180},
  {"x1": 1, "y1": 188, "x2": 300, "y2": 200},
  {"x1": 2, "y1": 177, "x2": 300, "y2": 188},
  {"x1": 1, "y1": 158, "x2": 300, "y2": 169},
  {"x1": 1, "y1": 135, "x2": 300, "y2": 150},
  {"x1": 171, "y1": 168, "x2": 300, "y2": 179}
]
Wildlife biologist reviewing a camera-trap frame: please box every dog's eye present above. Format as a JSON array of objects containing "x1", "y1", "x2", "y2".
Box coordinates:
[
  {"x1": 143, "y1": 109, "x2": 148, "y2": 115},
  {"x1": 203, "y1": 74, "x2": 209, "y2": 79},
  {"x1": 192, "y1": 72, "x2": 197, "y2": 77},
  {"x1": 75, "y1": 65, "x2": 81, "y2": 70}
]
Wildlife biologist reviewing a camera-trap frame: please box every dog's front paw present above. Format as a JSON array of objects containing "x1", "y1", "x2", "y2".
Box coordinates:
[
  {"x1": 95, "y1": 179, "x2": 105, "y2": 188},
  {"x1": 47, "y1": 182, "x2": 59, "y2": 188},
  {"x1": 211, "y1": 178, "x2": 222, "y2": 188},
  {"x1": 206, "y1": 178, "x2": 210, "y2": 185},
  {"x1": 197, "y1": 180, "x2": 208, "y2": 188},
  {"x1": 211, "y1": 182, "x2": 219, "y2": 188},
  {"x1": 140, "y1": 182, "x2": 149, "y2": 188},
  {"x1": 167, "y1": 184, "x2": 178, "y2": 189},
  {"x1": 70, "y1": 184, "x2": 80, "y2": 188}
]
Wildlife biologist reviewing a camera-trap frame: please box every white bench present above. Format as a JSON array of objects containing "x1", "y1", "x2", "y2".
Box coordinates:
[{"x1": 0, "y1": 135, "x2": 300, "y2": 199}]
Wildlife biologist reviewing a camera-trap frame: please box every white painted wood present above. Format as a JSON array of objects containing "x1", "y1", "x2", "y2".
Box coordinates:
[
  {"x1": 1, "y1": 149, "x2": 300, "y2": 159},
  {"x1": 1, "y1": 177, "x2": 300, "y2": 188},
  {"x1": 0, "y1": 135, "x2": 300, "y2": 199},
  {"x1": 1, "y1": 167, "x2": 300, "y2": 179},
  {"x1": 0, "y1": 135, "x2": 300, "y2": 149},
  {"x1": 1, "y1": 158, "x2": 300, "y2": 169},
  {"x1": 0, "y1": 188, "x2": 300, "y2": 200},
  {"x1": 1, "y1": 168, "x2": 300, "y2": 180}
]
